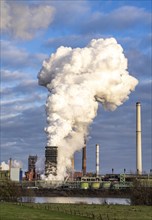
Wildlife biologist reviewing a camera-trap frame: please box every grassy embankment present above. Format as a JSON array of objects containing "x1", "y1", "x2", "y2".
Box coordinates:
[{"x1": 0, "y1": 202, "x2": 152, "y2": 220}]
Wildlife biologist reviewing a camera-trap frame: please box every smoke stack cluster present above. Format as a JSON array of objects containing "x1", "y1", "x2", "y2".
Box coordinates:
[{"x1": 136, "y1": 102, "x2": 142, "y2": 175}]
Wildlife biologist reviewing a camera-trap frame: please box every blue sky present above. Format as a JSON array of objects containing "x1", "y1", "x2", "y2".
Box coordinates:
[{"x1": 1, "y1": 0, "x2": 151, "y2": 174}]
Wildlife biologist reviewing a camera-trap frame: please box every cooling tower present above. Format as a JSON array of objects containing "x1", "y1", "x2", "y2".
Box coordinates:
[
  {"x1": 82, "y1": 139, "x2": 86, "y2": 176},
  {"x1": 45, "y1": 146, "x2": 58, "y2": 176},
  {"x1": 136, "y1": 102, "x2": 142, "y2": 175}
]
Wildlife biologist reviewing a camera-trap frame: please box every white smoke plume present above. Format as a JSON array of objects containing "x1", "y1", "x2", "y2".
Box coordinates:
[
  {"x1": 0, "y1": 162, "x2": 9, "y2": 171},
  {"x1": 36, "y1": 157, "x2": 45, "y2": 174},
  {"x1": 38, "y1": 38, "x2": 138, "y2": 180},
  {"x1": 0, "y1": 160, "x2": 22, "y2": 171}
]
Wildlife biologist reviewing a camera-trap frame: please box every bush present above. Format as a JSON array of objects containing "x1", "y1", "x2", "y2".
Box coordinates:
[
  {"x1": 0, "y1": 180, "x2": 22, "y2": 202},
  {"x1": 130, "y1": 179, "x2": 152, "y2": 205}
]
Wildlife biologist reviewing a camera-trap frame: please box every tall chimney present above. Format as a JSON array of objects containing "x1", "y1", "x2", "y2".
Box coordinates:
[
  {"x1": 136, "y1": 102, "x2": 142, "y2": 175},
  {"x1": 96, "y1": 144, "x2": 100, "y2": 176},
  {"x1": 9, "y1": 157, "x2": 12, "y2": 171},
  {"x1": 82, "y1": 139, "x2": 86, "y2": 176},
  {"x1": 71, "y1": 155, "x2": 74, "y2": 171}
]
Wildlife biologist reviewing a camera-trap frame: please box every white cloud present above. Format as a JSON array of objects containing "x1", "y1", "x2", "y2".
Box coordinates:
[
  {"x1": 1, "y1": 40, "x2": 28, "y2": 64},
  {"x1": 1, "y1": 40, "x2": 48, "y2": 69},
  {"x1": 1, "y1": 113, "x2": 21, "y2": 121},
  {"x1": 110, "y1": 6, "x2": 150, "y2": 25},
  {"x1": 45, "y1": 33, "x2": 111, "y2": 49},
  {"x1": 81, "y1": 6, "x2": 151, "y2": 33},
  {"x1": 0, "y1": 0, "x2": 55, "y2": 40},
  {"x1": 1, "y1": 69, "x2": 27, "y2": 82}
]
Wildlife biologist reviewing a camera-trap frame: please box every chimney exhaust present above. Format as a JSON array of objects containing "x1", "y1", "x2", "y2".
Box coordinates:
[{"x1": 136, "y1": 102, "x2": 142, "y2": 175}]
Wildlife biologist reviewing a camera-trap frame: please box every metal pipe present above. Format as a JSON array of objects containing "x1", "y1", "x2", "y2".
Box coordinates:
[
  {"x1": 9, "y1": 157, "x2": 12, "y2": 172},
  {"x1": 71, "y1": 155, "x2": 74, "y2": 171},
  {"x1": 96, "y1": 144, "x2": 99, "y2": 176},
  {"x1": 136, "y1": 102, "x2": 142, "y2": 175}
]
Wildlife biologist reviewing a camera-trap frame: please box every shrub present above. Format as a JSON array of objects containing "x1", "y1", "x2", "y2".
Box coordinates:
[
  {"x1": 0, "y1": 180, "x2": 22, "y2": 202},
  {"x1": 130, "y1": 179, "x2": 152, "y2": 205}
]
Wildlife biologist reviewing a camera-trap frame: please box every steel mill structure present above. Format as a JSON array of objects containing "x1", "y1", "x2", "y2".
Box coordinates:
[
  {"x1": 1, "y1": 102, "x2": 152, "y2": 189},
  {"x1": 45, "y1": 146, "x2": 58, "y2": 176},
  {"x1": 43, "y1": 102, "x2": 143, "y2": 179},
  {"x1": 28, "y1": 155, "x2": 37, "y2": 173}
]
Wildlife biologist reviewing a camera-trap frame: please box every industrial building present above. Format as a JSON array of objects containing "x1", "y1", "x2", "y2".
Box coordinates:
[
  {"x1": 25, "y1": 155, "x2": 38, "y2": 181},
  {"x1": 45, "y1": 146, "x2": 58, "y2": 176},
  {"x1": 10, "y1": 167, "x2": 22, "y2": 182},
  {"x1": 0, "y1": 158, "x2": 22, "y2": 182},
  {"x1": 33, "y1": 101, "x2": 152, "y2": 189},
  {"x1": 28, "y1": 155, "x2": 37, "y2": 173}
]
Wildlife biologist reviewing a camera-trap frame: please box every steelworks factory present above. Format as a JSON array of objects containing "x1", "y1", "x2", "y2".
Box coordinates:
[
  {"x1": 1, "y1": 102, "x2": 152, "y2": 190},
  {"x1": 24, "y1": 102, "x2": 152, "y2": 189}
]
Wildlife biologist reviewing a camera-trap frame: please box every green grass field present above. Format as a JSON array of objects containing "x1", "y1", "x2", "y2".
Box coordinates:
[
  {"x1": 0, "y1": 202, "x2": 88, "y2": 220},
  {"x1": 0, "y1": 202, "x2": 152, "y2": 220}
]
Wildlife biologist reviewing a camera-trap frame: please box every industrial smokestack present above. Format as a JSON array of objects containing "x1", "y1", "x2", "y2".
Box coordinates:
[
  {"x1": 96, "y1": 144, "x2": 100, "y2": 176},
  {"x1": 9, "y1": 158, "x2": 12, "y2": 172},
  {"x1": 82, "y1": 139, "x2": 86, "y2": 176},
  {"x1": 136, "y1": 102, "x2": 142, "y2": 175},
  {"x1": 71, "y1": 155, "x2": 74, "y2": 171}
]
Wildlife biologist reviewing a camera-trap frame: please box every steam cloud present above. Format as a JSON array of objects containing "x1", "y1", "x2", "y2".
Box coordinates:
[
  {"x1": 0, "y1": 160, "x2": 22, "y2": 170},
  {"x1": 38, "y1": 38, "x2": 138, "y2": 180}
]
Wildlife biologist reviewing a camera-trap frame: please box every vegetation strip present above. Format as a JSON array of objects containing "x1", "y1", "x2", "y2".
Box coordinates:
[{"x1": 0, "y1": 202, "x2": 152, "y2": 220}]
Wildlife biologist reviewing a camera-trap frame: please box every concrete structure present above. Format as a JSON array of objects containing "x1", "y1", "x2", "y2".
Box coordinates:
[
  {"x1": 45, "y1": 146, "x2": 58, "y2": 176},
  {"x1": 28, "y1": 155, "x2": 37, "y2": 172},
  {"x1": 136, "y1": 102, "x2": 142, "y2": 175},
  {"x1": 27, "y1": 155, "x2": 37, "y2": 180},
  {"x1": 82, "y1": 139, "x2": 86, "y2": 176},
  {"x1": 10, "y1": 168, "x2": 22, "y2": 182},
  {"x1": 96, "y1": 144, "x2": 100, "y2": 176}
]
